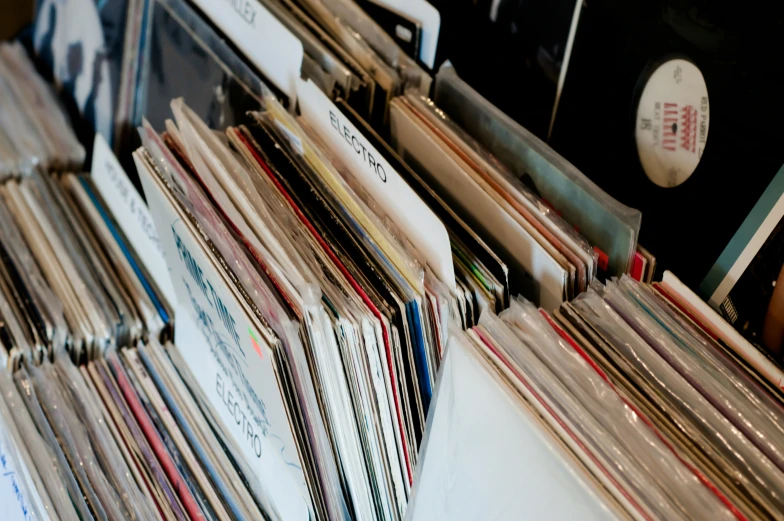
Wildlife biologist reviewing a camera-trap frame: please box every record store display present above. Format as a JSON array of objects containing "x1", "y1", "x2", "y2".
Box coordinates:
[
  {"x1": 3, "y1": 0, "x2": 784, "y2": 520},
  {"x1": 411, "y1": 274, "x2": 784, "y2": 521}
]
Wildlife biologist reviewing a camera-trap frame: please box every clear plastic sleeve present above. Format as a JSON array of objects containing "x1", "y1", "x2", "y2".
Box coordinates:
[
  {"x1": 478, "y1": 310, "x2": 671, "y2": 519},
  {"x1": 616, "y1": 275, "x2": 784, "y2": 473},
  {"x1": 233, "y1": 108, "x2": 408, "y2": 518},
  {"x1": 433, "y1": 62, "x2": 641, "y2": 277},
  {"x1": 13, "y1": 367, "x2": 97, "y2": 521},
  {"x1": 0, "y1": 130, "x2": 18, "y2": 178},
  {"x1": 28, "y1": 362, "x2": 131, "y2": 521},
  {"x1": 168, "y1": 100, "x2": 306, "y2": 306},
  {"x1": 139, "y1": 339, "x2": 268, "y2": 521},
  {"x1": 140, "y1": 118, "x2": 291, "y2": 331},
  {"x1": 226, "y1": 118, "x2": 414, "y2": 510},
  {"x1": 0, "y1": 258, "x2": 37, "y2": 365},
  {"x1": 496, "y1": 298, "x2": 739, "y2": 521},
  {"x1": 296, "y1": 117, "x2": 429, "y2": 292},
  {"x1": 0, "y1": 371, "x2": 57, "y2": 521},
  {"x1": 224, "y1": 125, "x2": 364, "y2": 316},
  {"x1": 406, "y1": 323, "x2": 619, "y2": 521},
  {"x1": 23, "y1": 173, "x2": 113, "y2": 350},
  {"x1": 0, "y1": 371, "x2": 79, "y2": 521},
  {"x1": 307, "y1": 304, "x2": 379, "y2": 520},
  {"x1": 295, "y1": 0, "x2": 431, "y2": 95},
  {"x1": 172, "y1": 100, "x2": 318, "y2": 292},
  {"x1": 6, "y1": 179, "x2": 94, "y2": 353},
  {"x1": 306, "y1": 0, "x2": 401, "y2": 68},
  {"x1": 0, "y1": 42, "x2": 85, "y2": 174},
  {"x1": 424, "y1": 268, "x2": 452, "y2": 360},
  {"x1": 295, "y1": 289, "x2": 355, "y2": 521},
  {"x1": 164, "y1": 340, "x2": 279, "y2": 517},
  {"x1": 54, "y1": 355, "x2": 159, "y2": 521},
  {"x1": 573, "y1": 288, "x2": 784, "y2": 517},
  {"x1": 0, "y1": 69, "x2": 45, "y2": 175},
  {"x1": 0, "y1": 190, "x2": 68, "y2": 355},
  {"x1": 293, "y1": 0, "x2": 400, "y2": 97}
]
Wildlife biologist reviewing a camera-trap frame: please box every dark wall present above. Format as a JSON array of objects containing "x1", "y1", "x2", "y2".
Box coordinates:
[{"x1": 0, "y1": 0, "x2": 33, "y2": 40}]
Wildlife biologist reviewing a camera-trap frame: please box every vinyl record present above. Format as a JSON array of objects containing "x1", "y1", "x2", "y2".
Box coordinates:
[{"x1": 550, "y1": 0, "x2": 784, "y2": 288}]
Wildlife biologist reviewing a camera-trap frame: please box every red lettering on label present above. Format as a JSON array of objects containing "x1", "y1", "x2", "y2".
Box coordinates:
[
  {"x1": 680, "y1": 105, "x2": 697, "y2": 153},
  {"x1": 661, "y1": 101, "x2": 678, "y2": 151}
]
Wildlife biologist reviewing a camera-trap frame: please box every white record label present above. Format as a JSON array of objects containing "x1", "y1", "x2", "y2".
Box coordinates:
[{"x1": 635, "y1": 59, "x2": 710, "y2": 188}]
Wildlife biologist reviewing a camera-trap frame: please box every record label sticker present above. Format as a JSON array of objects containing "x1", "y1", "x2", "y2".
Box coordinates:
[{"x1": 635, "y1": 59, "x2": 710, "y2": 188}]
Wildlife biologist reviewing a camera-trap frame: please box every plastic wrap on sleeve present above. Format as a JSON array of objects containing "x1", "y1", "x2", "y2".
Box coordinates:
[
  {"x1": 499, "y1": 298, "x2": 740, "y2": 521},
  {"x1": 434, "y1": 63, "x2": 641, "y2": 277},
  {"x1": 573, "y1": 289, "x2": 784, "y2": 517}
]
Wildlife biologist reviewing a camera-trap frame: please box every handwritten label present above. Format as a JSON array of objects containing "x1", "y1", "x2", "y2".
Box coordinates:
[
  {"x1": 0, "y1": 430, "x2": 35, "y2": 521},
  {"x1": 139, "y1": 160, "x2": 311, "y2": 521},
  {"x1": 227, "y1": 0, "x2": 257, "y2": 26},
  {"x1": 189, "y1": 0, "x2": 303, "y2": 101},
  {"x1": 91, "y1": 134, "x2": 176, "y2": 307},
  {"x1": 296, "y1": 79, "x2": 455, "y2": 291}
]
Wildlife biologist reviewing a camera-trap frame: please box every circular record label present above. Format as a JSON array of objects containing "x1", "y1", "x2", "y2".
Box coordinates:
[{"x1": 635, "y1": 59, "x2": 710, "y2": 188}]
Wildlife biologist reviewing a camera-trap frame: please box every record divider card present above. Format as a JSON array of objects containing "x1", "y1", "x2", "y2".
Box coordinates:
[
  {"x1": 188, "y1": 0, "x2": 304, "y2": 101},
  {"x1": 138, "y1": 157, "x2": 314, "y2": 521},
  {"x1": 90, "y1": 134, "x2": 177, "y2": 308},
  {"x1": 295, "y1": 78, "x2": 456, "y2": 293}
]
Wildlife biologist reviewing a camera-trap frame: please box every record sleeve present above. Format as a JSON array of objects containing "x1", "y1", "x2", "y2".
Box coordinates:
[
  {"x1": 33, "y1": 0, "x2": 148, "y2": 145},
  {"x1": 434, "y1": 63, "x2": 640, "y2": 279}
]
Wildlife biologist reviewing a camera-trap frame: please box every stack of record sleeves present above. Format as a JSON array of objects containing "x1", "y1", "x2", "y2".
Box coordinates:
[{"x1": 411, "y1": 273, "x2": 784, "y2": 521}]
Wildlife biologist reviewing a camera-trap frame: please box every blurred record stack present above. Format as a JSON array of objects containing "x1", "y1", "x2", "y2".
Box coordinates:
[{"x1": 0, "y1": 42, "x2": 85, "y2": 176}]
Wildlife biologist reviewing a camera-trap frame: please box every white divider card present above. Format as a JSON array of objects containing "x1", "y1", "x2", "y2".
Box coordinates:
[
  {"x1": 189, "y1": 0, "x2": 303, "y2": 101},
  {"x1": 91, "y1": 134, "x2": 177, "y2": 307},
  {"x1": 139, "y1": 163, "x2": 312, "y2": 521},
  {"x1": 365, "y1": 0, "x2": 441, "y2": 68},
  {"x1": 296, "y1": 78, "x2": 456, "y2": 292},
  {"x1": 408, "y1": 333, "x2": 619, "y2": 521},
  {"x1": 664, "y1": 271, "x2": 784, "y2": 392}
]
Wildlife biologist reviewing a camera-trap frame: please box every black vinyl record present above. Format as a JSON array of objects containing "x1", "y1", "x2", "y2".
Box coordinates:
[
  {"x1": 550, "y1": 1, "x2": 784, "y2": 288},
  {"x1": 429, "y1": 0, "x2": 579, "y2": 139}
]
